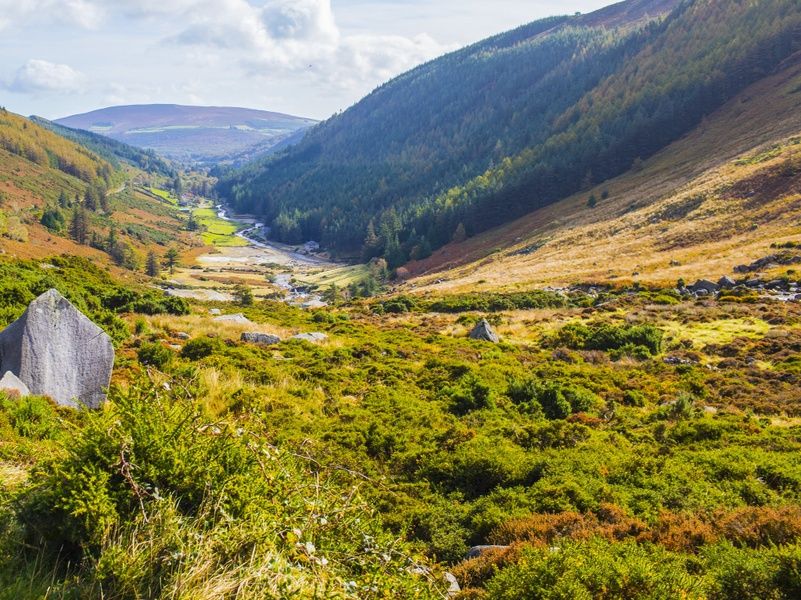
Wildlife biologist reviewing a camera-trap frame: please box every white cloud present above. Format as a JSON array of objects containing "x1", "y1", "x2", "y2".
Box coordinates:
[
  {"x1": 0, "y1": 0, "x2": 101, "y2": 29},
  {"x1": 8, "y1": 59, "x2": 87, "y2": 93},
  {"x1": 170, "y1": 0, "x2": 449, "y2": 89}
]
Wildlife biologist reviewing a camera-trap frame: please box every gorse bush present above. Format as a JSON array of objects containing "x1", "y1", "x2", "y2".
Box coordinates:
[
  {"x1": 428, "y1": 291, "x2": 569, "y2": 313},
  {"x1": 13, "y1": 380, "x2": 445, "y2": 598},
  {"x1": 549, "y1": 322, "x2": 664, "y2": 356},
  {"x1": 507, "y1": 379, "x2": 600, "y2": 419},
  {"x1": 136, "y1": 342, "x2": 174, "y2": 369},
  {"x1": 0, "y1": 256, "x2": 188, "y2": 343}
]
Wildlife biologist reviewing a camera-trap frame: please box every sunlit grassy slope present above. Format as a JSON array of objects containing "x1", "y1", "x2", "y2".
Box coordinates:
[
  {"x1": 193, "y1": 207, "x2": 248, "y2": 247},
  {"x1": 0, "y1": 111, "x2": 198, "y2": 266},
  {"x1": 408, "y1": 55, "x2": 801, "y2": 294}
]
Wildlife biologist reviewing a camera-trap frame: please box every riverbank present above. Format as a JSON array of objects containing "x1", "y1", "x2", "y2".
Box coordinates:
[{"x1": 166, "y1": 204, "x2": 363, "y2": 306}]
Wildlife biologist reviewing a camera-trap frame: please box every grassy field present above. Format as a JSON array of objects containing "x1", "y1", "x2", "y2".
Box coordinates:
[
  {"x1": 148, "y1": 186, "x2": 179, "y2": 205},
  {"x1": 193, "y1": 207, "x2": 248, "y2": 247},
  {"x1": 298, "y1": 263, "x2": 371, "y2": 290}
]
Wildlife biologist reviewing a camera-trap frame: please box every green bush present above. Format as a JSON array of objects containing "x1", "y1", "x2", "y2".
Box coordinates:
[
  {"x1": 486, "y1": 538, "x2": 699, "y2": 599},
  {"x1": 0, "y1": 395, "x2": 59, "y2": 440},
  {"x1": 14, "y1": 381, "x2": 445, "y2": 598},
  {"x1": 551, "y1": 323, "x2": 663, "y2": 356},
  {"x1": 136, "y1": 342, "x2": 174, "y2": 369},
  {"x1": 180, "y1": 337, "x2": 221, "y2": 361}
]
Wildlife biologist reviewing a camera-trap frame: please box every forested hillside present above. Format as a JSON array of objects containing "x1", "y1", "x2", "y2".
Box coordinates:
[
  {"x1": 30, "y1": 116, "x2": 175, "y2": 178},
  {"x1": 0, "y1": 108, "x2": 112, "y2": 184},
  {"x1": 218, "y1": 0, "x2": 801, "y2": 266},
  {"x1": 0, "y1": 110, "x2": 195, "y2": 268}
]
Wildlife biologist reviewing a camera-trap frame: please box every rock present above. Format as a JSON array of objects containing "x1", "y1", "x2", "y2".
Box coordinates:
[
  {"x1": 445, "y1": 572, "x2": 461, "y2": 597},
  {"x1": 241, "y1": 332, "x2": 281, "y2": 345},
  {"x1": 745, "y1": 278, "x2": 762, "y2": 288},
  {"x1": 0, "y1": 289, "x2": 114, "y2": 408},
  {"x1": 0, "y1": 371, "x2": 29, "y2": 397},
  {"x1": 469, "y1": 319, "x2": 500, "y2": 343},
  {"x1": 214, "y1": 313, "x2": 252, "y2": 324},
  {"x1": 292, "y1": 332, "x2": 328, "y2": 343},
  {"x1": 690, "y1": 279, "x2": 718, "y2": 294},
  {"x1": 176, "y1": 332, "x2": 190, "y2": 340},
  {"x1": 466, "y1": 545, "x2": 509, "y2": 559},
  {"x1": 766, "y1": 279, "x2": 786, "y2": 290},
  {"x1": 718, "y1": 276, "x2": 736, "y2": 289},
  {"x1": 209, "y1": 308, "x2": 222, "y2": 315}
]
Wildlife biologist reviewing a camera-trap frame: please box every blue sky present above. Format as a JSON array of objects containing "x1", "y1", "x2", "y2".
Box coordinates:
[{"x1": 0, "y1": 0, "x2": 612, "y2": 120}]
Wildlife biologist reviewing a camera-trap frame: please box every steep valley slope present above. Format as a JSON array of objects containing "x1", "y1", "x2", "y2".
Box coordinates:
[{"x1": 405, "y1": 51, "x2": 801, "y2": 293}]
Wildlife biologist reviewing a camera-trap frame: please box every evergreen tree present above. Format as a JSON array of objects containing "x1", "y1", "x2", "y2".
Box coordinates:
[
  {"x1": 233, "y1": 284, "x2": 254, "y2": 306},
  {"x1": 69, "y1": 206, "x2": 89, "y2": 245},
  {"x1": 146, "y1": 250, "x2": 161, "y2": 277},
  {"x1": 187, "y1": 211, "x2": 199, "y2": 231},
  {"x1": 164, "y1": 247, "x2": 180, "y2": 274}
]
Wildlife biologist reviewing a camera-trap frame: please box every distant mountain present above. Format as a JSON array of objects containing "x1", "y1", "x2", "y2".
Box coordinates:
[
  {"x1": 55, "y1": 104, "x2": 317, "y2": 165},
  {"x1": 217, "y1": 0, "x2": 801, "y2": 266},
  {"x1": 30, "y1": 116, "x2": 175, "y2": 177}
]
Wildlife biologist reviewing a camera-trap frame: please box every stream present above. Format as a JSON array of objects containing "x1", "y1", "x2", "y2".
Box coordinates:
[{"x1": 210, "y1": 205, "x2": 331, "y2": 307}]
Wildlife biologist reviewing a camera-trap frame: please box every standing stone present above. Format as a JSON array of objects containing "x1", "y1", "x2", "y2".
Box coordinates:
[
  {"x1": 469, "y1": 319, "x2": 500, "y2": 343},
  {"x1": 0, "y1": 289, "x2": 114, "y2": 408},
  {"x1": 0, "y1": 371, "x2": 30, "y2": 397}
]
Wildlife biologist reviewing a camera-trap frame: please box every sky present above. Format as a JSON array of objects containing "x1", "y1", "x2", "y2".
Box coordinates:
[{"x1": 0, "y1": 0, "x2": 613, "y2": 121}]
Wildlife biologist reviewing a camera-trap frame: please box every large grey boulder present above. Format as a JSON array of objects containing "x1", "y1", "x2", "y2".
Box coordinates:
[
  {"x1": 0, "y1": 371, "x2": 29, "y2": 397},
  {"x1": 469, "y1": 319, "x2": 500, "y2": 343},
  {"x1": 690, "y1": 279, "x2": 719, "y2": 294},
  {"x1": 718, "y1": 276, "x2": 736, "y2": 289},
  {"x1": 241, "y1": 332, "x2": 281, "y2": 345},
  {"x1": 0, "y1": 289, "x2": 114, "y2": 408}
]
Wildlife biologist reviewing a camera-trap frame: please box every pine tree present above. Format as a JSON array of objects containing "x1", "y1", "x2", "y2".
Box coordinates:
[
  {"x1": 164, "y1": 247, "x2": 180, "y2": 274},
  {"x1": 69, "y1": 206, "x2": 89, "y2": 245},
  {"x1": 233, "y1": 284, "x2": 254, "y2": 306},
  {"x1": 451, "y1": 223, "x2": 467, "y2": 243},
  {"x1": 187, "y1": 211, "x2": 199, "y2": 231},
  {"x1": 146, "y1": 250, "x2": 160, "y2": 277}
]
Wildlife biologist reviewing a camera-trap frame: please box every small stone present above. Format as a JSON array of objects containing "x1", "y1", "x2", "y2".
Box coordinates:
[
  {"x1": 292, "y1": 332, "x2": 328, "y2": 342},
  {"x1": 176, "y1": 332, "x2": 191, "y2": 340},
  {"x1": 690, "y1": 279, "x2": 718, "y2": 294},
  {"x1": 214, "y1": 313, "x2": 252, "y2": 324},
  {"x1": 0, "y1": 371, "x2": 30, "y2": 397},
  {"x1": 718, "y1": 276, "x2": 736, "y2": 289},
  {"x1": 445, "y1": 572, "x2": 461, "y2": 596},
  {"x1": 241, "y1": 332, "x2": 281, "y2": 345},
  {"x1": 209, "y1": 308, "x2": 222, "y2": 315}
]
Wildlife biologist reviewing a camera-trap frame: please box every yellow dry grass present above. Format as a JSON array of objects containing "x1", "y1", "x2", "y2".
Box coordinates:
[
  {"x1": 145, "y1": 313, "x2": 291, "y2": 340},
  {"x1": 661, "y1": 318, "x2": 771, "y2": 349}
]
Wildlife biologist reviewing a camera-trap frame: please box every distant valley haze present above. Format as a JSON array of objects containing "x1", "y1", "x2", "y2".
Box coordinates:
[{"x1": 0, "y1": 0, "x2": 612, "y2": 121}]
